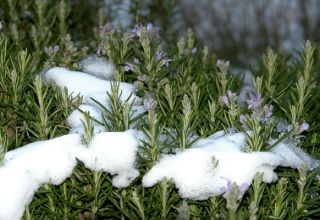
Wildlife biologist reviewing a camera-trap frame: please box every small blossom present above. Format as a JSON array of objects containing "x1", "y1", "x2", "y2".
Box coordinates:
[
  {"x1": 261, "y1": 105, "x2": 273, "y2": 122},
  {"x1": 299, "y1": 123, "x2": 309, "y2": 133},
  {"x1": 191, "y1": 47, "x2": 197, "y2": 55},
  {"x1": 131, "y1": 24, "x2": 144, "y2": 37},
  {"x1": 43, "y1": 45, "x2": 60, "y2": 56},
  {"x1": 239, "y1": 114, "x2": 247, "y2": 124},
  {"x1": 124, "y1": 63, "x2": 134, "y2": 72},
  {"x1": 99, "y1": 22, "x2": 116, "y2": 34},
  {"x1": 219, "y1": 90, "x2": 238, "y2": 106},
  {"x1": 216, "y1": 59, "x2": 230, "y2": 73},
  {"x1": 44, "y1": 47, "x2": 50, "y2": 55},
  {"x1": 155, "y1": 50, "x2": 163, "y2": 61},
  {"x1": 96, "y1": 45, "x2": 105, "y2": 56},
  {"x1": 146, "y1": 23, "x2": 153, "y2": 32},
  {"x1": 144, "y1": 97, "x2": 157, "y2": 112},
  {"x1": 0, "y1": 21, "x2": 3, "y2": 31},
  {"x1": 163, "y1": 58, "x2": 172, "y2": 67},
  {"x1": 220, "y1": 95, "x2": 229, "y2": 105},
  {"x1": 53, "y1": 45, "x2": 60, "y2": 53},
  {"x1": 246, "y1": 93, "x2": 262, "y2": 110}
]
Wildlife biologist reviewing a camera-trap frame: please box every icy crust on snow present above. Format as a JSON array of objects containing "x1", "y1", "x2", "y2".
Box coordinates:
[
  {"x1": 0, "y1": 130, "x2": 140, "y2": 220},
  {"x1": 42, "y1": 67, "x2": 142, "y2": 105}
]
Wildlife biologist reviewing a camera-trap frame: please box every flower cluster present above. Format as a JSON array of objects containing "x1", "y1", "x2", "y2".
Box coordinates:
[
  {"x1": 240, "y1": 93, "x2": 274, "y2": 127},
  {"x1": 131, "y1": 23, "x2": 158, "y2": 38},
  {"x1": 219, "y1": 90, "x2": 238, "y2": 107}
]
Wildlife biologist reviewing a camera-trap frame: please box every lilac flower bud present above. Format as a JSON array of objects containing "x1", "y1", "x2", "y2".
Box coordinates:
[
  {"x1": 53, "y1": 45, "x2": 60, "y2": 53},
  {"x1": 299, "y1": 123, "x2": 309, "y2": 133},
  {"x1": 216, "y1": 59, "x2": 230, "y2": 73},
  {"x1": 131, "y1": 24, "x2": 143, "y2": 37},
  {"x1": 155, "y1": 50, "x2": 163, "y2": 61},
  {"x1": 43, "y1": 47, "x2": 50, "y2": 55},
  {"x1": 261, "y1": 105, "x2": 273, "y2": 122},
  {"x1": 239, "y1": 114, "x2": 247, "y2": 124},
  {"x1": 164, "y1": 58, "x2": 172, "y2": 67},
  {"x1": 146, "y1": 23, "x2": 153, "y2": 32},
  {"x1": 144, "y1": 97, "x2": 157, "y2": 112},
  {"x1": 191, "y1": 47, "x2": 197, "y2": 55},
  {"x1": 220, "y1": 95, "x2": 229, "y2": 105},
  {"x1": 246, "y1": 93, "x2": 262, "y2": 110},
  {"x1": 124, "y1": 63, "x2": 134, "y2": 72}
]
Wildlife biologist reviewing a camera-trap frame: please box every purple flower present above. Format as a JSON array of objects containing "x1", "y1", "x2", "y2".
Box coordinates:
[
  {"x1": 124, "y1": 63, "x2": 134, "y2": 72},
  {"x1": 163, "y1": 58, "x2": 172, "y2": 67},
  {"x1": 44, "y1": 47, "x2": 50, "y2": 55},
  {"x1": 191, "y1": 47, "x2": 197, "y2": 55},
  {"x1": 53, "y1": 45, "x2": 60, "y2": 53},
  {"x1": 96, "y1": 45, "x2": 105, "y2": 56},
  {"x1": 216, "y1": 59, "x2": 230, "y2": 72},
  {"x1": 144, "y1": 97, "x2": 157, "y2": 112},
  {"x1": 99, "y1": 22, "x2": 116, "y2": 34},
  {"x1": 221, "y1": 179, "x2": 249, "y2": 194},
  {"x1": 131, "y1": 24, "x2": 143, "y2": 37},
  {"x1": 155, "y1": 50, "x2": 163, "y2": 61},
  {"x1": 261, "y1": 105, "x2": 273, "y2": 122},
  {"x1": 146, "y1": 23, "x2": 153, "y2": 32},
  {"x1": 219, "y1": 90, "x2": 238, "y2": 106},
  {"x1": 43, "y1": 45, "x2": 59, "y2": 56},
  {"x1": 239, "y1": 114, "x2": 247, "y2": 124},
  {"x1": 299, "y1": 123, "x2": 309, "y2": 133},
  {"x1": 246, "y1": 93, "x2": 262, "y2": 110},
  {"x1": 220, "y1": 95, "x2": 229, "y2": 105}
]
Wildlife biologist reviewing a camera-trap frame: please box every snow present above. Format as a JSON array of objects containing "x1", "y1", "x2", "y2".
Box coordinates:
[
  {"x1": 0, "y1": 130, "x2": 141, "y2": 219},
  {"x1": 77, "y1": 129, "x2": 140, "y2": 188},
  {"x1": 80, "y1": 55, "x2": 115, "y2": 80},
  {"x1": 270, "y1": 141, "x2": 320, "y2": 170},
  {"x1": 42, "y1": 67, "x2": 142, "y2": 105},
  {"x1": 143, "y1": 132, "x2": 283, "y2": 200},
  {"x1": 1, "y1": 134, "x2": 82, "y2": 220},
  {"x1": 67, "y1": 104, "x2": 103, "y2": 128}
]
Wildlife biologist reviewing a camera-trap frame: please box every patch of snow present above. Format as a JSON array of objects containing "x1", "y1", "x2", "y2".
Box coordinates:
[
  {"x1": 78, "y1": 130, "x2": 140, "y2": 188},
  {"x1": 67, "y1": 104, "x2": 103, "y2": 128},
  {"x1": 143, "y1": 132, "x2": 283, "y2": 200},
  {"x1": 1, "y1": 134, "x2": 82, "y2": 220},
  {"x1": 42, "y1": 67, "x2": 142, "y2": 105},
  {"x1": 270, "y1": 141, "x2": 320, "y2": 170},
  {"x1": 80, "y1": 55, "x2": 115, "y2": 80}
]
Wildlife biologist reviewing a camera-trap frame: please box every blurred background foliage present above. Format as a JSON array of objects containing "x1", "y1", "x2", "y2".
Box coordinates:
[{"x1": 1, "y1": 0, "x2": 320, "y2": 66}]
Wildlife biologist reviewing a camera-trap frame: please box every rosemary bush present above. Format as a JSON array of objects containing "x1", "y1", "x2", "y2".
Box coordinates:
[{"x1": 0, "y1": 1, "x2": 320, "y2": 219}]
